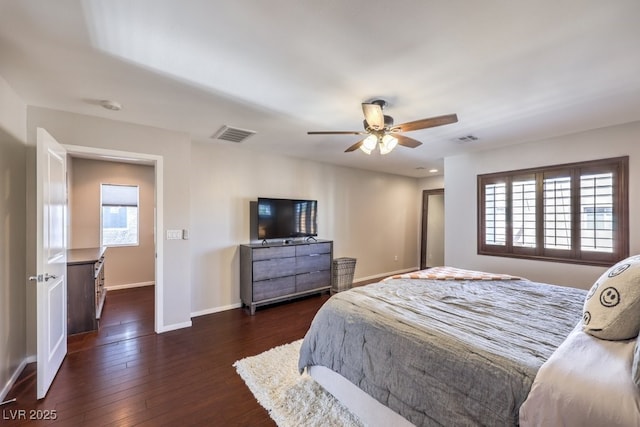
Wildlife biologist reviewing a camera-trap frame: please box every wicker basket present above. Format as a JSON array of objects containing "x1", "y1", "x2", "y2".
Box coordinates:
[{"x1": 332, "y1": 257, "x2": 357, "y2": 293}]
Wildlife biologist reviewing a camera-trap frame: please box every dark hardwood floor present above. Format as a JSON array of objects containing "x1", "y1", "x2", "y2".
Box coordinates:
[
  {"x1": 67, "y1": 286, "x2": 156, "y2": 354},
  {"x1": 3, "y1": 286, "x2": 331, "y2": 426}
]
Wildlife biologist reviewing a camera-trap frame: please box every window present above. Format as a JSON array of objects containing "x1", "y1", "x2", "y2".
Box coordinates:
[
  {"x1": 101, "y1": 184, "x2": 139, "y2": 246},
  {"x1": 478, "y1": 157, "x2": 628, "y2": 266}
]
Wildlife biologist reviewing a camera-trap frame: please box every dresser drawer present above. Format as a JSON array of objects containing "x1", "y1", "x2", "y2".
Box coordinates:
[
  {"x1": 254, "y1": 276, "x2": 296, "y2": 301},
  {"x1": 296, "y1": 253, "x2": 330, "y2": 274},
  {"x1": 253, "y1": 257, "x2": 296, "y2": 281},
  {"x1": 252, "y1": 246, "x2": 296, "y2": 261},
  {"x1": 296, "y1": 270, "x2": 330, "y2": 292},
  {"x1": 296, "y1": 242, "x2": 331, "y2": 256}
]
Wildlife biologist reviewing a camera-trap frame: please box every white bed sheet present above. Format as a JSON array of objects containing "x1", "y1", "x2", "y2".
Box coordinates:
[
  {"x1": 308, "y1": 365, "x2": 415, "y2": 427},
  {"x1": 520, "y1": 323, "x2": 640, "y2": 426}
]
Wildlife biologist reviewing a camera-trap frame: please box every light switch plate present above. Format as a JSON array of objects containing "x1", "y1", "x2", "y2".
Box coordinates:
[{"x1": 166, "y1": 229, "x2": 182, "y2": 240}]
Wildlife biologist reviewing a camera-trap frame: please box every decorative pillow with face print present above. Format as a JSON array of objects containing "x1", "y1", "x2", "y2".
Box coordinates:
[{"x1": 582, "y1": 255, "x2": 640, "y2": 340}]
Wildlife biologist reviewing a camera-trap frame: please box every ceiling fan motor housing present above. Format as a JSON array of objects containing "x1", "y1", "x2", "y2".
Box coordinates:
[{"x1": 363, "y1": 115, "x2": 394, "y2": 131}]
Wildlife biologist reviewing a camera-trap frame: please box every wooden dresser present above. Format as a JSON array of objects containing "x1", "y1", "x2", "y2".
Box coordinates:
[
  {"x1": 240, "y1": 240, "x2": 333, "y2": 315},
  {"x1": 67, "y1": 247, "x2": 107, "y2": 335}
]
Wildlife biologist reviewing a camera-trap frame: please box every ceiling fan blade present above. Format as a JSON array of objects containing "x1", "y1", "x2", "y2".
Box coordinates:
[
  {"x1": 394, "y1": 114, "x2": 458, "y2": 132},
  {"x1": 307, "y1": 131, "x2": 367, "y2": 135},
  {"x1": 344, "y1": 139, "x2": 365, "y2": 152},
  {"x1": 395, "y1": 134, "x2": 423, "y2": 148},
  {"x1": 362, "y1": 103, "x2": 385, "y2": 130}
]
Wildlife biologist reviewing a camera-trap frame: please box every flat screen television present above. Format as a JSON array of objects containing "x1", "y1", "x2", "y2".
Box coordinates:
[{"x1": 257, "y1": 197, "x2": 318, "y2": 240}]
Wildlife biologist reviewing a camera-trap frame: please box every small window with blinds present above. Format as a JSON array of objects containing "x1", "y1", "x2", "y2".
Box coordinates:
[
  {"x1": 478, "y1": 157, "x2": 628, "y2": 266},
  {"x1": 101, "y1": 184, "x2": 139, "y2": 246}
]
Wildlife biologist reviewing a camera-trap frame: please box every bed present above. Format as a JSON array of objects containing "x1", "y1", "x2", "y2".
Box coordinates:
[{"x1": 298, "y1": 266, "x2": 640, "y2": 426}]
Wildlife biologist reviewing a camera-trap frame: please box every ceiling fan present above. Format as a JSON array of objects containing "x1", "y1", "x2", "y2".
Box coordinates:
[{"x1": 307, "y1": 100, "x2": 458, "y2": 155}]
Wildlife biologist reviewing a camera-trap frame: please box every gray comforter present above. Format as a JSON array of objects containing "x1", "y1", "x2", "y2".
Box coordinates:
[{"x1": 298, "y1": 278, "x2": 586, "y2": 426}]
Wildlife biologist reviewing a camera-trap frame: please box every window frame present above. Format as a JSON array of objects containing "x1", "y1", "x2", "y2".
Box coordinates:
[
  {"x1": 477, "y1": 156, "x2": 628, "y2": 266},
  {"x1": 100, "y1": 183, "x2": 140, "y2": 247}
]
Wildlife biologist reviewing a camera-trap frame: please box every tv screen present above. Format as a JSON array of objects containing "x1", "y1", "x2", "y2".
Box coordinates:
[{"x1": 257, "y1": 198, "x2": 317, "y2": 239}]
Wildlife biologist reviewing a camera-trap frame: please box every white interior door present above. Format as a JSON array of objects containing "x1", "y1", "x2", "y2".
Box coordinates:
[{"x1": 35, "y1": 128, "x2": 67, "y2": 399}]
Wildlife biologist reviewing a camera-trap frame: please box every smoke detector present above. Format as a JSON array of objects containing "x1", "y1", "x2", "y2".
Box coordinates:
[{"x1": 100, "y1": 100, "x2": 122, "y2": 111}]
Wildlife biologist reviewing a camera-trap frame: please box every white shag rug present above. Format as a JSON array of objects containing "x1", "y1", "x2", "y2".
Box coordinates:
[{"x1": 233, "y1": 339, "x2": 363, "y2": 427}]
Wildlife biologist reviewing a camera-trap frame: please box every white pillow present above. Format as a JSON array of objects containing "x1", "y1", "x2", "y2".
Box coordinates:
[{"x1": 582, "y1": 255, "x2": 640, "y2": 340}]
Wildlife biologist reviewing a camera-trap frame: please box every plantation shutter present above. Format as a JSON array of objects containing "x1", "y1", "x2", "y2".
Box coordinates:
[{"x1": 484, "y1": 182, "x2": 506, "y2": 246}]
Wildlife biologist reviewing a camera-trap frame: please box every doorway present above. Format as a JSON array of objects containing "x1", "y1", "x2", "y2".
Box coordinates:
[
  {"x1": 64, "y1": 144, "x2": 165, "y2": 333},
  {"x1": 67, "y1": 156, "x2": 156, "y2": 347},
  {"x1": 420, "y1": 189, "x2": 445, "y2": 270}
]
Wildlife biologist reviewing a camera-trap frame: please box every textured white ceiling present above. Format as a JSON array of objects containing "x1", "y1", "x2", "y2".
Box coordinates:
[{"x1": 1, "y1": 0, "x2": 639, "y2": 177}]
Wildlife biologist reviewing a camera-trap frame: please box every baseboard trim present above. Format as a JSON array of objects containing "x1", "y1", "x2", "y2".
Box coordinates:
[
  {"x1": 191, "y1": 302, "x2": 243, "y2": 318},
  {"x1": 184, "y1": 268, "x2": 419, "y2": 320},
  {"x1": 354, "y1": 266, "x2": 418, "y2": 285},
  {"x1": 106, "y1": 281, "x2": 155, "y2": 291},
  {"x1": 1, "y1": 356, "x2": 32, "y2": 403},
  {"x1": 157, "y1": 320, "x2": 192, "y2": 334}
]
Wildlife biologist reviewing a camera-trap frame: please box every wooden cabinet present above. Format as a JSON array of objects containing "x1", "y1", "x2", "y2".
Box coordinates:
[
  {"x1": 240, "y1": 240, "x2": 332, "y2": 315},
  {"x1": 67, "y1": 247, "x2": 107, "y2": 335}
]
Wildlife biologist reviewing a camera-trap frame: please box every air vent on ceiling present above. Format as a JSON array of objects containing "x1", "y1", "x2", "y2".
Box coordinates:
[
  {"x1": 457, "y1": 135, "x2": 479, "y2": 143},
  {"x1": 211, "y1": 125, "x2": 256, "y2": 143}
]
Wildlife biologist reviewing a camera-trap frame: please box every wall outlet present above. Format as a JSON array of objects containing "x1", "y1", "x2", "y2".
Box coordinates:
[
  {"x1": 182, "y1": 229, "x2": 190, "y2": 240},
  {"x1": 394, "y1": 255, "x2": 398, "y2": 261}
]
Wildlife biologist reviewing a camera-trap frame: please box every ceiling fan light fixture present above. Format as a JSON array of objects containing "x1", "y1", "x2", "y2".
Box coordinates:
[
  {"x1": 380, "y1": 134, "x2": 398, "y2": 155},
  {"x1": 360, "y1": 145, "x2": 372, "y2": 155},
  {"x1": 360, "y1": 134, "x2": 378, "y2": 154}
]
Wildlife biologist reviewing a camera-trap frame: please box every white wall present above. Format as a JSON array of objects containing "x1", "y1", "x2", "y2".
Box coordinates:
[
  {"x1": 26, "y1": 107, "x2": 192, "y2": 336},
  {"x1": 189, "y1": 142, "x2": 421, "y2": 314},
  {"x1": 418, "y1": 175, "x2": 444, "y2": 191},
  {"x1": 445, "y1": 121, "x2": 640, "y2": 290},
  {"x1": 0, "y1": 75, "x2": 27, "y2": 401}
]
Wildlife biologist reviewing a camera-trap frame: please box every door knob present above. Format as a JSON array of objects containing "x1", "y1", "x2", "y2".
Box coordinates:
[{"x1": 28, "y1": 274, "x2": 58, "y2": 282}]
